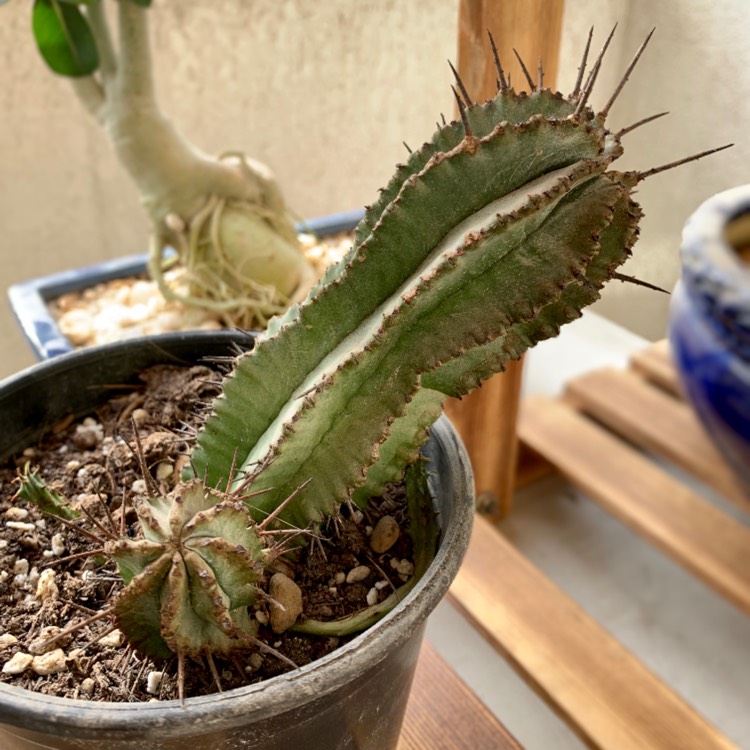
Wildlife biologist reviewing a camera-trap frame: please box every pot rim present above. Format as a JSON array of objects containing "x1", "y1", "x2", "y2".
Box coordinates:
[
  {"x1": 679, "y1": 184, "x2": 750, "y2": 357},
  {"x1": 681, "y1": 184, "x2": 750, "y2": 292},
  {"x1": 0, "y1": 336, "x2": 474, "y2": 739}
]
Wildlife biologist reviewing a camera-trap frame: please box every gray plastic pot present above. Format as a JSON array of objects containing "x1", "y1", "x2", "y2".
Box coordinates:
[{"x1": 0, "y1": 331, "x2": 474, "y2": 750}]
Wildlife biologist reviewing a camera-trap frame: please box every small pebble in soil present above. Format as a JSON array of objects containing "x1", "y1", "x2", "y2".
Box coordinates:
[
  {"x1": 29, "y1": 626, "x2": 70, "y2": 655},
  {"x1": 0, "y1": 634, "x2": 18, "y2": 650},
  {"x1": 155, "y1": 462, "x2": 173, "y2": 481},
  {"x1": 366, "y1": 587, "x2": 379, "y2": 606},
  {"x1": 50, "y1": 533, "x2": 65, "y2": 556},
  {"x1": 131, "y1": 408, "x2": 149, "y2": 427},
  {"x1": 13, "y1": 558, "x2": 29, "y2": 577},
  {"x1": 6, "y1": 521, "x2": 35, "y2": 532},
  {"x1": 73, "y1": 419, "x2": 103, "y2": 449},
  {"x1": 98, "y1": 630, "x2": 123, "y2": 648},
  {"x1": 80, "y1": 678, "x2": 96, "y2": 697},
  {"x1": 268, "y1": 573, "x2": 303, "y2": 634},
  {"x1": 131, "y1": 479, "x2": 147, "y2": 494},
  {"x1": 4, "y1": 508, "x2": 29, "y2": 522},
  {"x1": 2, "y1": 652, "x2": 33, "y2": 675},
  {"x1": 345, "y1": 565, "x2": 370, "y2": 584},
  {"x1": 369, "y1": 515, "x2": 400, "y2": 553},
  {"x1": 390, "y1": 558, "x2": 415, "y2": 578},
  {"x1": 146, "y1": 671, "x2": 165, "y2": 695},
  {"x1": 35, "y1": 568, "x2": 59, "y2": 602},
  {"x1": 31, "y1": 649, "x2": 67, "y2": 676}
]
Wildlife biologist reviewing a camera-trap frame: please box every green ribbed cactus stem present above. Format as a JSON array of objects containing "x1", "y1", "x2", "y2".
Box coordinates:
[
  {"x1": 191, "y1": 29, "x2": 729, "y2": 530},
  {"x1": 17, "y1": 29, "x2": 731, "y2": 693}
]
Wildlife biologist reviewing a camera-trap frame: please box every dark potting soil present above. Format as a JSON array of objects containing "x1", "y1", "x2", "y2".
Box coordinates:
[{"x1": 0, "y1": 363, "x2": 414, "y2": 702}]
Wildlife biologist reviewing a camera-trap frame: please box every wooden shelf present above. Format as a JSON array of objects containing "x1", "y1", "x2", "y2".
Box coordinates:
[
  {"x1": 449, "y1": 515, "x2": 738, "y2": 750},
  {"x1": 400, "y1": 642, "x2": 523, "y2": 750},
  {"x1": 441, "y1": 340, "x2": 746, "y2": 750}
]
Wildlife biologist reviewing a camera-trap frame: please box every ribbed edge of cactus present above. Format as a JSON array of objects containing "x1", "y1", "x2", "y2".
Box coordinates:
[{"x1": 189, "y1": 27, "x2": 732, "y2": 530}]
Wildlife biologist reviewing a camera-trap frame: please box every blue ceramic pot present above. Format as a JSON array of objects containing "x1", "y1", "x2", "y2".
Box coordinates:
[{"x1": 668, "y1": 185, "x2": 750, "y2": 498}]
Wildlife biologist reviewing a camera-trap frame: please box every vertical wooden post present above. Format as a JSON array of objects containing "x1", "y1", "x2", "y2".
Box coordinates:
[{"x1": 444, "y1": 0, "x2": 565, "y2": 519}]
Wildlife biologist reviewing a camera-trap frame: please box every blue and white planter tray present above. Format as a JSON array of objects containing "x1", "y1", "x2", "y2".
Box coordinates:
[{"x1": 8, "y1": 210, "x2": 363, "y2": 361}]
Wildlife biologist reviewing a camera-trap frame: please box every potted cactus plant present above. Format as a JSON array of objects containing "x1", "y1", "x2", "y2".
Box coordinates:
[
  {"x1": 0, "y1": 26, "x2": 730, "y2": 750},
  {"x1": 8, "y1": 0, "x2": 323, "y2": 358}
]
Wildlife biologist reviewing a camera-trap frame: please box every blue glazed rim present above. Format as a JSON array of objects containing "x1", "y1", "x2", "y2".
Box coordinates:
[
  {"x1": 680, "y1": 185, "x2": 750, "y2": 361},
  {"x1": 7, "y1": 209, "x2": 364, "y2": 361}
]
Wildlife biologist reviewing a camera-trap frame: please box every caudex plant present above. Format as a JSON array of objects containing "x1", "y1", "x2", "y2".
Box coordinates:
[
  {"x1": 14, "y1": 27, "x2": 730, "y2": 702},
  {"x1": 21, "y1": 0, "x2": 316, "y2": 328}
]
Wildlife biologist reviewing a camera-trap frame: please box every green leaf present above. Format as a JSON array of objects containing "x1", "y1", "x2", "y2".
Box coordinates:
[
  {"x1": 32, "y1": 0, "x2": 99, "y2": 77},
  {"x1": 128, "y1": 0, "x2": 152, "y2": 6}
]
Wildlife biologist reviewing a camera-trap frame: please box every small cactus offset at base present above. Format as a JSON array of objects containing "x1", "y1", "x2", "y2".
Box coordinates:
[{"x1": 105, "y1": 481, "x2": 265, "y2": 661}]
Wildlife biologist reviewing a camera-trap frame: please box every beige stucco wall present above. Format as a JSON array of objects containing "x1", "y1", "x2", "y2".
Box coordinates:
[
  {"x1": 558, "y1": 0, "x2": 750, "y2": 341},
  {"x1": 0, "y1": 0, "x2": 458, "y2": 378},
  {"x1": 1, "y1": 1, "x2": 749, "y2": 379}
]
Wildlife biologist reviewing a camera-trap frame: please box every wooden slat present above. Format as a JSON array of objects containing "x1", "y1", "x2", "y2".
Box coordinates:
[
  {"x1": 444, "y1": 363, "x2": 525, "y2": 517},
  {"x1": 565, "y1": 368, "x2": 750, "y2": 510},
  {"x1": 630, "y1": 339, "x2": 682, "y2": 397},
  {"x1": 519, "y1": 396, "x2": 750, "y2": 614},
  {"x1": 399, "y1": 641, "x2": 523, "y2": 750},
  {"x1": 456, "y1": 0, "x2": 565, "y2": 101},
  {"x1": 445, "y1": 0, "x2": 565, "y2": 518},
  {"x1": 449, "y1": 515, "x2": 739, "y2": 750}
]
